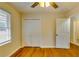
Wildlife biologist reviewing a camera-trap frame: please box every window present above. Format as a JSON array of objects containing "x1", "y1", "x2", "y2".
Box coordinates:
[{"x1": 0, "y1": 9, "x2": 11, "y2": 46}]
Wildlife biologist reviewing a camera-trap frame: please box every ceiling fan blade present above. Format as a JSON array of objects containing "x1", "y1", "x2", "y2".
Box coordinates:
[
  {"x1": 50, "y1": 2, "x2": 58, "y2": 9},
  {"x1": 31, "y1": 2, "x2": 39, "y2": 8}
]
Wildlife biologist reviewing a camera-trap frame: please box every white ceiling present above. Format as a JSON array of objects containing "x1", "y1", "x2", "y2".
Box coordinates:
[{"x1": 10, "y1": 2, "x2": 79, "y2": 14}]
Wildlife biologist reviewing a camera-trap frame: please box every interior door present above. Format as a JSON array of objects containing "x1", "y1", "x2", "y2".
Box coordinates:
[
  {"x1": 23, "y1": 19, "x2": 42, "y2": 47},
  {"x1": 56, "y1": 18, "x2": 70, "y2": 48}
]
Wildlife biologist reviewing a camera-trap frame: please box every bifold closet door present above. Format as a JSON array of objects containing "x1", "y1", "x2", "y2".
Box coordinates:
[{"x1": 23, "y1": 19, "x2": 42, "y2": 47}]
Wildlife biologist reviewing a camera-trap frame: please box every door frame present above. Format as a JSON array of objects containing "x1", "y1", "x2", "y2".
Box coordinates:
[{"x1": 72, "y1": 17, "x2": 79, "y2": 45}]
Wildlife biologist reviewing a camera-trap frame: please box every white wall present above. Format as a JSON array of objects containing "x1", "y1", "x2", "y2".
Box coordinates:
[{"x1": 22, "y1": 13, "x2": 56, "y2": 48}]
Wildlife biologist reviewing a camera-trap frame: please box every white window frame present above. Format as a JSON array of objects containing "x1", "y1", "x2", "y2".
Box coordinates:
[{"x1": 0, "y1": 9, "x2": 11, "y2": 46}]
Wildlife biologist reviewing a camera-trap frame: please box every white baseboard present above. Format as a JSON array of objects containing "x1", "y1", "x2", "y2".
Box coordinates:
[
  {"x1": 8, "y1": 46, "x2": 21, "y2": 57},
  {"x1": 40, "y1": 46, "x2": 55, "y2": 48},
  {"x1": 71, "y1": 42, "x2": 79, "y2": 46},
  {"x1": 24, "y1": 45, "x2": 55, "y2": 48}
]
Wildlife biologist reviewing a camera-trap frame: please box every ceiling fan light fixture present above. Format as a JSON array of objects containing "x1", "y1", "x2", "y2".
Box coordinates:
[
  {"x1": 31, "y1": 2, "x2": 58, "y2": 9},
  {"x1": 45, "y1": 2, "x2": 50, "y2": 7},
  {"x1": 39, "y1": 2, "x2": 50, "y2": 7},
  {"x1": 39, "y1": 2, "x2": 45, "y2": 7}
]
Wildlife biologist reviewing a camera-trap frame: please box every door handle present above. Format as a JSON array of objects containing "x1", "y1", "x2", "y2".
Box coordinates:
[{"x1": 56, "y1": 34, "x2": 58, "y2": 36}]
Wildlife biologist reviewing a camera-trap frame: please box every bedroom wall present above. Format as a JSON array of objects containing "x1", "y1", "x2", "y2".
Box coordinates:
[
  {"x1": 22, "y1": 12, "x2": 66, "y2": 48},
  {"x1": 0, "y1": 3, "x2": 21, "y2": 56}
]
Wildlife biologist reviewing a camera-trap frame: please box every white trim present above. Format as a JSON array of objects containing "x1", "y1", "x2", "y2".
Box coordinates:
[
  {"x1": 71, "y1": 42, "x2": 79, "y2": 46},
  {"x1": 40, "y1": 46, "x2": 55, "y2": 48},
  {"x1": 8, "y1": 46, "x2": 21, "y2": 57},
  {"x1": 0, "y1": 40, "x2": 11, "y2": 46}
]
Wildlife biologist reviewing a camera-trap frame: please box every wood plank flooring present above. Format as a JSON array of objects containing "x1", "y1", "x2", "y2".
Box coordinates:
[{"x1": 11, "y1": 44, "x2": 79, "y2": 57}]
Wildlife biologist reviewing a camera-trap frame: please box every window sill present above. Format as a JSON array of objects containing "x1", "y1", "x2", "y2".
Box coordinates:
[{"x1": 0, "y1": 40, "x2": 11, "y2": 46}]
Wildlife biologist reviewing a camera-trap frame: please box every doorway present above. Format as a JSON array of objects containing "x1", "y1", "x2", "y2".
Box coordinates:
[
  {"x1": 56, "y1": 18, "x2": 70, "y2": 48},
  {"x1": 71, "y1": 15, "x2": 79, "y2": 45}
]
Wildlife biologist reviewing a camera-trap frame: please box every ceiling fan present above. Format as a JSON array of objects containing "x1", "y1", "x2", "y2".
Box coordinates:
[{"x1": 31, "y1": 2, "x2": 58, "y2": 9}]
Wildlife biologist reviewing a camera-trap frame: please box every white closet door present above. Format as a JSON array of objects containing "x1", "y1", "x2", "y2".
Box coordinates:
[{"x1": 23, "y1": 19, "x2": 42, "y2": 47}]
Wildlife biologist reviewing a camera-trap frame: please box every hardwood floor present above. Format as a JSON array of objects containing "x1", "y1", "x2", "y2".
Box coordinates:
[{"x1": 11, "y1": 44, "x2": 79, "y2": 57}]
